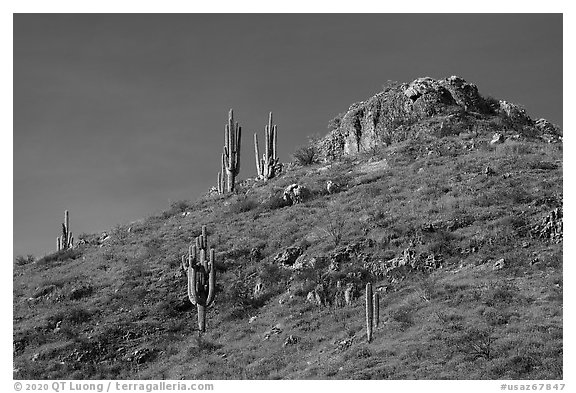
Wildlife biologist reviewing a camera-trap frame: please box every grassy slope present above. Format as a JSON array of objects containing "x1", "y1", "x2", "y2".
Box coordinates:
[{"x1": 13, "y1": 133, "x2": 562, "y2": 380}]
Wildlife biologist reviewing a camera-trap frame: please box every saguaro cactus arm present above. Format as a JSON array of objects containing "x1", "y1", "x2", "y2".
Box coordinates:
[
  {"x1": 373, "y1": 292, "x2": 380, "y2": 328},
  {"x1": 187, "y1": 264, "x2": 199, "y2": 306}
]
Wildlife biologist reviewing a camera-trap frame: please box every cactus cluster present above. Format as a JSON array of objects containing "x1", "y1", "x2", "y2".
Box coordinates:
[
  {"x1": 183, "y1": 225, "x2": 216, "y2": 333},
  {"x1": 365, "y1": 283, "x2": 380, "y2": 342},
  {"x1": 218, "y1": 109, "x2": 242, "y2": 193},
  {"x1": 56, "y1": 210, "x2": 73, "y2": 251},
  {"x1": 254, "y1": 112, "x2": 280, "y2": 180}
]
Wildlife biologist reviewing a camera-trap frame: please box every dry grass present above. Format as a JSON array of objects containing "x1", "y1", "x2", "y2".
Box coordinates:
[{"x1": 14, "y1": 135, "x2": 562, "y2": 380}]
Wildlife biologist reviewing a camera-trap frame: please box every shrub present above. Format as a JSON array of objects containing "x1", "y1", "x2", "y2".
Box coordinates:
[
  {"x1": 264, "y1": 193, "x2": 289, "y2": 210},
  {"x1": 451, "y1": 325, "x2": 496, "y2": 360},
  {"x1": 229, "y1": 197, "x2": 259, "y2": 214},
  {"x1": 529, "y1": 161, "x2": 558, "y2": 170},
  {"x1": 321, "y1": 211, "x2": 347, "y2": 246},
  {"x1": 389, "y1": 306, "x2": 414, "y2": 327},
  {"x1": 69, "y1": 285, "x2": 94, "y2": 301},
  {"x1": 36, "y1": 249, "x2": 82, "y2": 265},
  {"x1": 161, "y1": 200, "x2": 191, "y2": 218},
  {"x1": 482, "y1": 95, "x2": 500, "y2": 114},
  {"x1": 15, "y1": 254, "x2": 35, "y2": 266},
  {"x1": 327, "y1": 112, "x2": 345, "y2": 131},
  {"x1": 293, "y1": 145, "x2": 319, "y2": 166},
  {"x1": 67, "y1": 307, "x2": 93, "y2": 324},
  {"x1": 495, "y1": 141, "x2": 533, "y2": 156}
]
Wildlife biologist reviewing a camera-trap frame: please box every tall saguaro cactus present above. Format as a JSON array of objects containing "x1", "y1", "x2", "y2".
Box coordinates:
[
  {"x1": 186, "y1": 225, "x2": 216, "y2": 333},
  {"x1": 365, "y1": 283, "x2": 373, "y2": 342},
  {"x1": 254, "y1": 112, "x2": 280, "y2": 180},
  {"x1": 218, "y1": 109, "x2": 242, "y2": 193},
  {"x1": 56, "y1": 210, "x2": 73, "y2": 251}
]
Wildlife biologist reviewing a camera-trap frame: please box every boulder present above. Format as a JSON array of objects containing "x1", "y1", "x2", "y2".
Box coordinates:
[
  {"x1": 283, "y1": 335, "x2": 298, "y2": 347},
  {"x1": 273, "y1": 247, "x2": 303, "y2": 266},
  {"x1": 498, "y1": 100, "x2": 532, "y2": 125},
  {"x1": 292, "y1": 254, "x2": 317, "y2": 270},
  {"x1": 344, "y1": 283, "x2": 357, "y2": 306},
  {"x1": 490, "y1": 133, "x2": 505, "y2": 145},
  {"x1": 493, "y1": 258, "x2": 506, "y2": 271},
  {"x1": 283, "y1": 184, "x2": 309, "y2": 205}
]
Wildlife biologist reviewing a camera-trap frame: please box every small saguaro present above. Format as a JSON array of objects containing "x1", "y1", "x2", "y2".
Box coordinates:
[{"x1": 186, "y1": 225, "x2": 217, "y2": 333}]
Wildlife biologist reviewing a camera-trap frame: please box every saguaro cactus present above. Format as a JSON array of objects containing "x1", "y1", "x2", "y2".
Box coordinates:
[
  {"x1": 186, "y1": 225, "x2": 216, "y2": 333},
  {"x1": 365, "y1": 283, "x2": 373, "y2": 343},
  {"x1": 57, "y1": 210, "x2": 73, "y2": 251},
  {"x1": 373, "y1": 292, "x2": 380, "y2": 328},
  {"x1": 218, "y1": 109, "x2": 242, "y2": 193},
  {"x1": 254, "y1": 112, "x2": 280, "y2": 180}
]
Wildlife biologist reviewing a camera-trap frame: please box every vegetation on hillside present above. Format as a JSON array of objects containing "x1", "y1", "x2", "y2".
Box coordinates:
[{"x1": 14, "y1": 77, "x2": 562, "y2": 380}]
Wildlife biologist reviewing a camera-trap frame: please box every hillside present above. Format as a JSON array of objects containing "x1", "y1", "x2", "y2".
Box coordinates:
[{"x1": 13, "y1": 76, "x2": 563, "y2": 380}]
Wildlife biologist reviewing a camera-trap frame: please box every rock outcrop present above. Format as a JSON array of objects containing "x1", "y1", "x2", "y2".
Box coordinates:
[{"x1": 318, "y1": 75, "x2": 561, "y2": 159}]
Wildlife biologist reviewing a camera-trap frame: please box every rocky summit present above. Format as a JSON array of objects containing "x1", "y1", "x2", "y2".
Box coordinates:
[
  {"x1": 318, "y1": 76, "x2": 561, "y2": 159},
  {"x1": 14, "y1": 76, "x2": 562, "y2": 380}
]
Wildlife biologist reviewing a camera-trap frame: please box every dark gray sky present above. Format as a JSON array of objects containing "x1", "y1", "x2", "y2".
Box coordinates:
[{"x1": 13, "y1": 14, "x2": 562, "y2": 258}]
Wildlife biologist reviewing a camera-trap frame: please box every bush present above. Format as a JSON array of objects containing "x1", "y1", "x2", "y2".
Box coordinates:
[
  {"x1": 263, "y1": 192, "x2": 289, "y2": 210},
  {"x1": 327, "y1": 112, "x2": 345, "y2": 131},
  {"x1": 229, "y1": 197, "x2": 259, "y2": 214},
  {"x1": 451, "y1": 325, "x2": 495, "y2": 360},
  {"x1": 36, "y1": 249, "x2": 82, "y2": 265},
  {"x1": 15, "y1": 254, "x2": 35, "y2": 266},
  {"x1": 482, "y1": 95, "x2": 500, "y2": 114},
  {"x1": 389, "y1": 306, "x2": 414, "y2": 327},
  {"x1": 321, "y1": 211, "x2": 347, "y2": 246},
  {"x1": 293, "y1": 145, "x2": 319, "y2": 166}
]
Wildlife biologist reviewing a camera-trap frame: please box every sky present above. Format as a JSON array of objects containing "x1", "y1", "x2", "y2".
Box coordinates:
[{"x1": 13, "y1": 13, "x2": 563, "y2": 258}]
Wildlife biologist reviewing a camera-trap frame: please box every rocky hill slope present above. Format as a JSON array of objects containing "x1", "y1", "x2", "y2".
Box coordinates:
[{"x1": 13, "y1": 76, "x2": 563, "y2": 380}]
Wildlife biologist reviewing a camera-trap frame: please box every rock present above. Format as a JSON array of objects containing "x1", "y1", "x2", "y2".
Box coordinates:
[
  {"x1": 306, "y1": 291, "x2": 317, "y2": 304},
  {"x1": 498, "y1": 100, "x2": 532, "y2": 125},
  {"x1": 326, "y1": 180, "x2": 339, "y2": 194},
  {"x1": 404, "y1": 77, "x2": 438, "y2": 100},
  {"x1": 334, "y1": 281, "x2": 345, "y2": 307},
  {"x1": 540, "y1": 133, "x2": 561, "y2": 143},
  {"x1": 439, "y1": 75, "x2": 485, "y2": 111},
  {"x1": 490, "y1": 133, "x2": 505, "y2": 145},
  {"x1": 283, "y1": 335, "x2": 298, "y2": 347},
  {"x1": 248, "y1": 316, "x2": 257, "y2": 324},
  {"x1": 535, "y1": 118, "x2": 561, "y2": 137},
  {"x1": 344, "y1": 283, "x2": 357, "y2": 306},
  {"x1": 129, "y1": 348, "x2": 156, "y2": 364},
  {"x1": 316, "y1": 75, "x2": 542, "y2": 160},
  {"x1": 493, "y1": 258, "x2": 506, "y2": 270},
  {"x1": 484, "y1": 166, "x2": 496, "y2": 176},
  {"x1": 273, "y1": 247, "x2": 303, "y2": 267},
  {"x1": 283, "y1": 184, "x2": 309, "y2": 205},
  {"x1": 292, "y1": 254, "x2": 316, "y2": 270},
  {"x1": 249, "y1": 247, "x2": 263, "y2": 262},
  {"x1": 336, "y1": 337, "x2": 354, "y2": 351},
  {"x1": 531, "y1": 207, "x2": 563, "y2": 243},
  {"x1": 253, "y1": 280, "x2": 264, "y2": 299}
]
